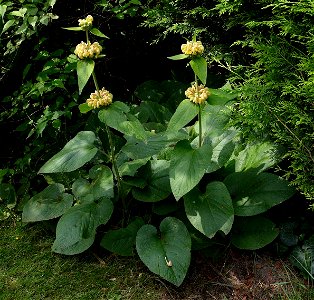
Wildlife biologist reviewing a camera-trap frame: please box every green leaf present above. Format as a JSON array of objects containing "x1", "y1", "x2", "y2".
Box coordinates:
[
  {"x1": 22, "y1": 184, "x2": 73, "y2": 222},
  {"x1": 77, "y1": 59, "x2": 95, "y2": 95},
  {"x1": 118, "y1": 158, "x2": 150, "y2": 177},
  {"x1": 1, "y1": 19, "x2": 15, "y2": 34},
  {"x1": 207, "y1": 87, "x2": 238, "y2": 105},
  {"x1": 234, "y1": 142, "x2": 279, "y2": 173},
  {"x1": 100, "y1": 218, "x2": 144, "y2": 256},
  {"x1": 224, "y1": 171, "x2": 295, "y2": 216},
  {"x1": 166, "y1": 99, "x2": 199, "y2": 132},
  {"x1": 72, "y1": 165, "x2": 114, "y2": 203},
  {"x1": 39, "y1": 131, "x2": 98, "y2": 173},
  {"x1": 62, "y1": 26, "x2": 83, "y2": 31},
  {"x1": 52, "y1": 197, "x2": 113, "y2": 255},
  {"x1": 189, "y1": 57, "x2": 207, "y2": 85},
  {"x1": 98, "y1": 102, "x2": 148, "y2": 140},
  {"x1": 122, "y1": 131, "x2": 187, "y2": 160},
  {"x1": 132, "y1": 160, "x2": 171, "y2": 202},
  {"x1": 0, "y1": 5, "x2": 7, "y2": 20},
  {"x1": 79, "y1": 103, "x2": 93, "y2": 113},
  {"x1": 136, "y1": 217, "x2": 191, "y2": 286},
  {"x1": 169, "y1": 140, "x2": 213, "y2": 200},
  {"x1": 231, "y1": 216, "x2": 279, "y2": 250},
  {"x1": 89, "y1": 27, "x2": 109, "y2": 38},
  {"x1": 184, "y1": 182, "x2": 234, "y2": 238},
  {"x1": 167, "y1": 54, "x2": 189, "y2": 60}
]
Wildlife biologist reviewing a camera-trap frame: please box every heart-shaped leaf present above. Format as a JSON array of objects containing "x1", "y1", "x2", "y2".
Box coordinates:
[
  {"x1": 100, "y1": 218, "x2": 144, "y2": 256},
  {"x1": 136, "y1": 217, "x2": 191, "y2": 286},
  {"x1": 224, "y1": 171, "x2": 295, "y2": 216},
  {"x1": 184, "y1": 181, "x2": 234, "y2": 238},
  {"x1": 22, "y1": 183, "x2": 73, "y2": 222},
  {"x1": 72, "y1": 165, "x2": 114, "y2": 203},
  {"x1": 231, "y1": 216, "x2": 279, "y2": 250},
  {"x1": 52, "y1": 197, "x2": 113, "y2": 255},
  {"x1": 132, "y1": 160, "x2": 171, "y2": 202},
  {"x1": 39, "y1": 131, "x2": 98, "y2": 173},
  {"x1": 169, "y1": 140, "x2": 213, "y2": 200}
]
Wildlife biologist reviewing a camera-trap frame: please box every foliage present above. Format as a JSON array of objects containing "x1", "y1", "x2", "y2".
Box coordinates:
[
  {"x1": 211, "y1": 0, "x2": 314, "y2": 201},
  {"x1": 20, "y1": 17, "x2": 296, "y2": 286},
  {"x1": 0, "y1": 0, "x2": 58, "y2": 80},
  {"x1": 0, "y1": 40, "x2": 80, "y2": 219}
]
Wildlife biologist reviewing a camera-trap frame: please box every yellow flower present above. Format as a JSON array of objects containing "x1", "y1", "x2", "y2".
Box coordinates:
[
  {"x1": 74, "y1": 41, "x2": 102, "y2": 59},
  {"x1": 185, "y1": 83, "x2": 210, "y2": 104},
  {"x1": 181, "y1": 41, "x2": 204, "y2": 56},
  {"x1": 86, "y1": 88, "x2": 113, "y2": 109},
  {"x1": 78, "y1": 15, "x2": 93, "y2": 29}
]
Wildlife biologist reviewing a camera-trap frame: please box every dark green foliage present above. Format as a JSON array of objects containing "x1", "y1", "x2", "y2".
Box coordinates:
[{"x1": 212, "y1": 0, "x2": 314, "y2": 201}]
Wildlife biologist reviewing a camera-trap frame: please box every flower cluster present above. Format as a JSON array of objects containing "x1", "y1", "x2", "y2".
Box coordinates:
[
  {"x1": 74, "y1": 41, "x2": 102, "y2": 59},
  {"x1": 185, "y1": 83, "x2": 210, "y2": 104},
  {"x1": 86, "y1": 88, "x2": 113, "y2": 109},
  {"x1": 181, "y1": 41, "x2": 204, "y2": 56},
  {"x1": 78, "y1": 15, "x2": 93, "y2": 30}
]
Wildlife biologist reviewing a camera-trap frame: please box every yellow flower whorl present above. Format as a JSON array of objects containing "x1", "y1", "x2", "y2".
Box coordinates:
[
  {"x1": 185, "y1": 83, "x2": 210, "y2": 104},
  {"x1": 74, "y1": 41, "x2": 102, "y2": 59},
  {"x1": 181, "y1": 41, "x2": 204, "y2": 56},
  {"x1": 86, "y1": 88, "x2": 113, "y2": 109}
]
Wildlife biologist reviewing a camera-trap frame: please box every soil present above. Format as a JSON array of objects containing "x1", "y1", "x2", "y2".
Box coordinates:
[{"x1": 158, "y1": 249, "x2": 309, "y2": 300}]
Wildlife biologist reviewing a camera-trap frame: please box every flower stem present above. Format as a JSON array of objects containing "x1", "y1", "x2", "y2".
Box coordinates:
[
  {"x1": 92, "y1": 71, "x2": 100, "y2": 94},
  {"x1": 198, "y1": 104, "x2": 202, "y2": 148},
  {"x1": 195, "y1": 75, "x2": 202, "y2": 147}
]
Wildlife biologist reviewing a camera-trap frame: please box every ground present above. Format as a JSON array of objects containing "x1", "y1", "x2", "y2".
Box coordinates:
[{"x1": 1, "y1": 219, "x2": 313, "y2": 300}]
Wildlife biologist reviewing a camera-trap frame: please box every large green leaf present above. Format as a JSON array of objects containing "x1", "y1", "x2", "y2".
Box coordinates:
[
  {"x1": 166, "y1": 99, "x2": 199, "y2": 132},
  {"x1": 118, "y1": 157, "x2": 150, "y2": 177},
  {"x1": 132, "y1": 160, "x2": 171, "y2": 202},
  {"x1": 22, "y1": 184, "x2": 73, "y2": 222},
  {"x1": 184, "y1": 182, "x2": 234, "y2": 238},
  {"x1": 136, "y1": 217, "x2": 191, "y2": 286},
  {"x1": 189, "y1": 57, "x2": 207, "y2": 85},
  {"x1": 72, "y1": 165, "x2": 114, "y2": 203},
  {"x1": 77, "y1": 59, "x2": 95, "y2": 95},
  {"x1": 98, "y1": 102, "x2": 148, "y2": 140},
  {"x1": 224, "y1": 171, "x2": 295, "y2": 216},
  {"x1": 231, "y1": 216, "x2": 279, "y2": 250},
  {"x1": 100, "y1": 218, "x2": 144, "y2": 256},
  {"x1": 207, "y1": 86, "x2": 238, "y2": 105},
  {"x1": 39, "y1": 131, "x2": 98, "y2": 173},
  {"x1": 52, "y1": 197, "x2": 113, "y2": 255},
  {"x1": 169, "y1": 140, "x2": 213, "y2": 200},
  {"x1": 234, "y1": 142, "x2": 279, "y2": 173},
  {"x1": 122, "y1": 131, "x2": 187, "y2": 160}
]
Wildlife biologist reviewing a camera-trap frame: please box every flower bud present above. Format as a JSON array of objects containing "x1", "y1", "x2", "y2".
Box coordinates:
[{"x1": 78, "y1": 15, "x2": 93, "y2": 30}]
